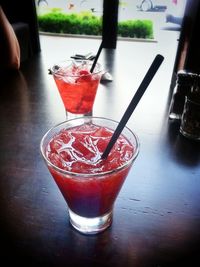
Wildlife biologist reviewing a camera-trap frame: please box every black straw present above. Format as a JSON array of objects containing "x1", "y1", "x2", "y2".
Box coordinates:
[
  {"x1": 101, "y1": 54, "x2": 164, "y2": 159},
  {"x1": 90, "y1": 41, "x2": 103, "y2": 73}
]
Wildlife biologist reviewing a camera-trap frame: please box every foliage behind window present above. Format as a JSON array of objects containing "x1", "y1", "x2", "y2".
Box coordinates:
[{"x1": 37, "y1": 10, "x2": 153, "y2": 39}]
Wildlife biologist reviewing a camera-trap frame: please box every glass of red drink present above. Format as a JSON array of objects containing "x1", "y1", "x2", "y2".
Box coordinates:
[
  {"x1": 50, "y1": 60, "x2": 103, "y2": 119},
  {"x1": 40, "y1": 117, "x2": 139, "y2": 234}
]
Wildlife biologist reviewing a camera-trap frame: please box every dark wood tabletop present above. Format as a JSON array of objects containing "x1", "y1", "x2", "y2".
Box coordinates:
[{"x1": 0, "y1": 38, "x2": 200, "y2": 267}]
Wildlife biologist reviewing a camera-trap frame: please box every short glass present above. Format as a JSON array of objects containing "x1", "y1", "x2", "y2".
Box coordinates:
[
  {"x1": 40, "y1": 117, "x2": 139, "y2": 234},
  {"x1": 180, "y1": 96, "x2": 200, "y2": 141},
  {"x1": 50, "y1": 60, "x2": 103, "y2": 119}
]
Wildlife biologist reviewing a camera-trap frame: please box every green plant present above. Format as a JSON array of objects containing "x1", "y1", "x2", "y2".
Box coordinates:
[
  {"x1": 38, "y1": 11, "x2": 102, "y2": 35},
  {"x1": 118, "y1": 20, "x2": 153, "y2": 39},
  {"x1": 37, "y1": 10, "x2": 153, "y2": 39}
]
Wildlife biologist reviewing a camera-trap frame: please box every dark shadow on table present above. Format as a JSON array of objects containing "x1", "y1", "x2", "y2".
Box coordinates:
[{"x1": 166, "y1": 120, "x2": 200, "y2": 167}]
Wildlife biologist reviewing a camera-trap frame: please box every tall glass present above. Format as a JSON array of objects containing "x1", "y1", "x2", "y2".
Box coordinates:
[
  {"x1": 50, "y1": 60, "x2": 103, "y2": 119},
  {"x1": 40, "y1": 117, "x2": 139, "y2": 234},
  {"x1": 180, "y1": 96, "x2": 200, "y2": 140}
]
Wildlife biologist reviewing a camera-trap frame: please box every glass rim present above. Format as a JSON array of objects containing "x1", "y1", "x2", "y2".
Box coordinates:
[
  {"x1": 40, "y1": 116, "x2": 140, "y2": 178},
  {"x1": 50, "y1": 60, "x2": 103, "y2": 78}
]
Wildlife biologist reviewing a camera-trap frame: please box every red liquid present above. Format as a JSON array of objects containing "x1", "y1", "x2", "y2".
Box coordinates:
[
  {"x1": 46, "y1": 124, "x2": 134, "y2": 217},
  {"x1": 53, "y1": 67, "x2": 101, "y2": 114}
]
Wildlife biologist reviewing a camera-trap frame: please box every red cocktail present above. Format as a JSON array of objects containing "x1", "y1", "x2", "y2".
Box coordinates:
[
  {"x1": 51, "y1": 60, "x2": 103, "y2": 118},
  {"x1": 40, "y1": 117, "x2": 139, "y2": 234}
]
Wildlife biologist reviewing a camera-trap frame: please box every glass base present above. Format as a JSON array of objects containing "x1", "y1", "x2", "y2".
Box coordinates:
[
  {"x1": 66, "y1": 110, "x2": 93, "y2": 120},
  {"x1": 180, "y1": 127, "x2": 200, "y2": 141},
  {"x1": 68, "y1": 209, "x2": 113, "y2": 235}
]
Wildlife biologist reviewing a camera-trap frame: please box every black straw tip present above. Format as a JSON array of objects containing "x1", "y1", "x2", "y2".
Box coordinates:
[
  {"x1": 101, "y1": 54, "x2": 164, "y2": 159},
  {"x1": 90, "y1": 41, "x2": 103, "y2": 73}
]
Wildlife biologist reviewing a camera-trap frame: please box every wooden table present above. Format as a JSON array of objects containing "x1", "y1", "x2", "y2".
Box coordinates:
[{"x1": 0, "y1": 38, "x2": 200, "y2": 266}]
